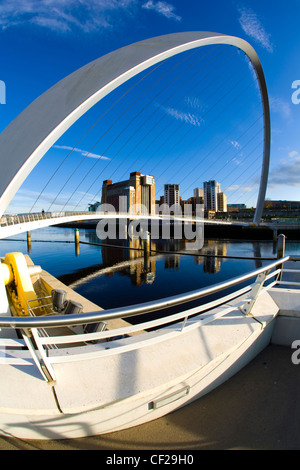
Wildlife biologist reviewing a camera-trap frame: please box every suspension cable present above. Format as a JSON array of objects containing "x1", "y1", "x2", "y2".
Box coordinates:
[
  {"x1": 154, "y1": 74, "x2": 258, "y2": 197},
  {"x1": 72, "y1": 47, "x2": 236, "y2": 210},
  {"x1": 87, "y1": 48, "x2": 248, "y2": 208},
  {"x1": 113, "y1": 46, "x2": 236, "y2": 183},
  {"x1": 61, "y1": 47, "x2": 212, "y2": 211},
  {"x1": 29, "y1": 58, "x2": 167, "y2": 213},
  {"x1": 178, "y1": 111, "x2": 262, "y2": 191},
  {"x1": 47, "y1": 58, "x2": 174, "y2": 212}
]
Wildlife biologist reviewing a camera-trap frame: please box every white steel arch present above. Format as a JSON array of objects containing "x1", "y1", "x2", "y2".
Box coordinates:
[{"x1": 0, "y1": 32, "x2": 270, "y2": 224}]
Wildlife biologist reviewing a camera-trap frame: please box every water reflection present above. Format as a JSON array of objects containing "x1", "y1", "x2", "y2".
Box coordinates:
[
  {"x1": 68, "y1": 232, "x2": 269, "y2": 310},
  {"x1": 72, "y1": 232, "x2": 264, "y2": 293},
  {"x1": 82, "y1": 232, "x2": 233, "y2": 285},
  {"x1": 1, "y1": 226, "x2": 295, "y2": 310}
]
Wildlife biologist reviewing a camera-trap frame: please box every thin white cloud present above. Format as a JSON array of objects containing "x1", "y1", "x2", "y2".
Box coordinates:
[
  {"x1": 142, "y1": 1, "x2": 181, "y2": 21},
  {"x1": 0, "y1": 0, "x2": 137, "y2": 32},
  {"x1": 226, "y1": 183, "x2": 257, "y2": 192},
  {"x1": 289, "y1": 150, "x2": 298, "y2": 158},
  {"x1": 185, "y1": 96, "x2": 203, "y2": 110},
  {"x1": 238, "y1": 7, "x2": 274, "y2": 53},
  {"x1": 7, "y1": 186, "x2": 97, "y2": 213},
  {"x1": 54, "y1": 145, "x2": 110, "y2": 160},
  {"x1": 229, "y1": 140, "x2": 241, "y2": 150},
  {"x1": 163, "y1": 106, "x2": 203, "y2": 127},
  {"x1": 7, "y1": 188, "x2": 71, "y2": 210},
  {"x1": 269, "y1": 96, "x2": 292, "y2": 119}
]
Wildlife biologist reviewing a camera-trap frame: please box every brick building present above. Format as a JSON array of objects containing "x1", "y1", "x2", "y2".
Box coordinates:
[{"x1": 101, "y1": 171, "x2": 156, "y2": 215}]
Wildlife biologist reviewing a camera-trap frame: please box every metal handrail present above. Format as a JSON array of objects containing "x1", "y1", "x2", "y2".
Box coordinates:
[
  {"x1": 0, "y1": 256, "x2": 290, "y2": 329},
  {"x1": 0, "y1": 210, "x2": 247, "y2": 227}
]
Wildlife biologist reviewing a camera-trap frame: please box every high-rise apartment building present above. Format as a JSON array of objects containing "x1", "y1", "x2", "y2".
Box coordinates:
[
  {"x1": 101, "y1": 171, "x2": 155, "y2": 214},
  {"x1": 203, "y1": 180, "x2": 220, "y2": 211},
  {"x1": 217, "y1": 192, "x2": 227, "y2": 212},
  {"x1": 194, "y1": 187, "x2": 203, "y2": 198},
  {"x1": 164, "y1": 184, "x2": 180, "y2": 207},
  {"x1": 193, "y1": 187, "x2": 204, "y2": 203}
]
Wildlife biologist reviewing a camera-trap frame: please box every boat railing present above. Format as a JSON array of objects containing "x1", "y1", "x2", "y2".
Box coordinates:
[
  {"x1": 0, "y1": 256, "x2": 293, "y2": 383},
  {"x1": 27, "y1": 295, "x2": 55, "y2": 315},
  {"x1": 277, "y1": 258, "x2": 300, "y2": 287},
  {"x1": 0, "y1": 256, "x2": 290, "y2": 331}
]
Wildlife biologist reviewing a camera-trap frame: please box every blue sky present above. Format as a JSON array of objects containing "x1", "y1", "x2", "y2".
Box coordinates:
[{"x1": 0, "y1": 0, "x2": 300, "y2": 213}]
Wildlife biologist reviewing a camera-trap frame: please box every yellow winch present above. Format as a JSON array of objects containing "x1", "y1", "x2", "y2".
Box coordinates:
[{"x1": 0, "y1": 252, "x2": 41, "y2": 316}]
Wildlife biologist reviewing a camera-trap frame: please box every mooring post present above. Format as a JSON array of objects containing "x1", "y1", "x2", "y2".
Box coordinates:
[
  {"x1": 27, "y1": 231, "x2": 31, "y2": 253},
  {"x1": 75, "y1": 228, "x2": 80, "y2": 256},
  {"x1": 143, "y1": 231, "x2": 151, "y2": 255},
  {"x1": 277, "y1": 233, "x2": 286, "y2": 259},
  {"x1": 142, "y1": 231, "x2": 151, "y2": 272}
]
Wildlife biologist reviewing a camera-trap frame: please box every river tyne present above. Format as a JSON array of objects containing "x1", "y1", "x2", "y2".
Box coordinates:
[{"x1": 0, "y1": 224, "x2": 299, "y2": 311}]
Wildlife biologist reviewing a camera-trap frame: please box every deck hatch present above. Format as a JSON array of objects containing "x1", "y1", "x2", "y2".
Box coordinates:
[{"x1": 150, "y1": 386, "x2": 190, "y2": 410}]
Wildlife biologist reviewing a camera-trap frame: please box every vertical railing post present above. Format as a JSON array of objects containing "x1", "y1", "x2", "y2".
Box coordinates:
[
  {"x1": 240, "y1": 271, "x2": 267, "y2": 316},
  {"x1": 21, "y1": 328, "x2": 56, "y2": 384},
  {"x1": 277, "y1": 233, "x2": 286, "y2": 281}
]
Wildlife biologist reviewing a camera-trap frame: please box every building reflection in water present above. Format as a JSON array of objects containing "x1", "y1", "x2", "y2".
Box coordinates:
[
  {"x1": 202, "y1": 240, "x2": 227, "y2": 274},
  {"x1": 82, "y1": 230, "x2": 230, "y2": 286},
  {"x1": 99, "y1": 236, "x2": 157, "y2": 287}
]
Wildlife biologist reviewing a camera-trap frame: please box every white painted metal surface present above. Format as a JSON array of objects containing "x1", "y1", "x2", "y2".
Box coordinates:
[
  {"x1": 0, "y1": 257, "x2": 293, "y2": 439},
  {"x1": 0, "y1": 293, "x2": 278, "y2": 438},
  {"x1": 0, "y1": 210, "x2": 248, "y2": 239},
  {"x1": 0, "y1": 32, "x2": 270, "y2": 224}
]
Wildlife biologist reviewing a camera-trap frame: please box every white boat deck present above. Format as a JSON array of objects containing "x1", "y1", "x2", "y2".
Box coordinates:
[
  {"x1": 0, "y1": 255, "x2": 299, "y2": 443},
  {"x1": 1, "y1": 343, "x2": 297, "y2": 450},
  {"x1": 0, "y1": 288, "x2": 279, "y2": 436}
]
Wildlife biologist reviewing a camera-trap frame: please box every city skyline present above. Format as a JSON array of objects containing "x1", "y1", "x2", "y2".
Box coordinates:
[
  {"x1": 0, "y1": 1, "x2": 299, "y2": 214},
  {"x1": 88, "y1": 167, "x2": 300, "y2": 215},
  {"x1": 90, "y1": 170, "x2": 230, "y2": 214}
]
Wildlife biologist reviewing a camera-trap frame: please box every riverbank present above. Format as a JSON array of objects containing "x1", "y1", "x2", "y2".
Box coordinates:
[{"x1": 204, "y1": 223, "x2": 300, "y2": 240}]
